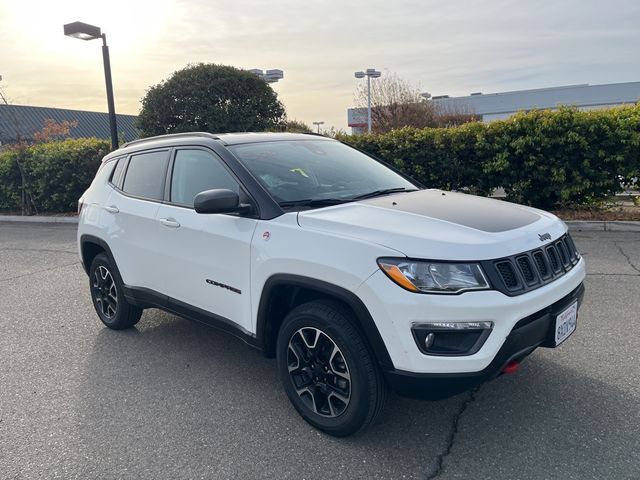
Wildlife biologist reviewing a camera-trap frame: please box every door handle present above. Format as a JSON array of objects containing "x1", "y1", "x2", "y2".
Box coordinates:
[
  {"x1": 103, "y1": 205, "x2": 119, "y2": 214},
  {"x1": 159, "y1": 218, "x2": 181, "y2": 228}
]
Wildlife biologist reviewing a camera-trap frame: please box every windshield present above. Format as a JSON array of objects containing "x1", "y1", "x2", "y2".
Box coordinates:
[{"x1": 228, "y1": 140, "x2": 418, "y2": 207}]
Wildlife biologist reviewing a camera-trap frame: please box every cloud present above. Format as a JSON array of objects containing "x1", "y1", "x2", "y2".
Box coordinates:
[{"x1": 1, "y1": 0, "x2": 639, "y2": 130}]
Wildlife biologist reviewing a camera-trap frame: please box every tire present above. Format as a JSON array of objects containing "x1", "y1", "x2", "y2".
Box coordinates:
[
  {"x1": 276, "y1": 300, "x2": 386, "y2": 437},
  {"x1": 89, "y1": 253, "x2": 142, "y2": 330}
]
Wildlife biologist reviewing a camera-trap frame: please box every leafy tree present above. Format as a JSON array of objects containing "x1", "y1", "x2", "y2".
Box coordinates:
[{"x1": 137, "y1": 63, "x2": 286, "y2": 136}]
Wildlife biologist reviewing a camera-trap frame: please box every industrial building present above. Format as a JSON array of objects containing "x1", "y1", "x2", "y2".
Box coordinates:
[
  {"x1": 348, "y1": 81, "x2": 640, "y2": 134},
  {"x1": 0, "y1": 104, "x2": 139, "y2": 145}
]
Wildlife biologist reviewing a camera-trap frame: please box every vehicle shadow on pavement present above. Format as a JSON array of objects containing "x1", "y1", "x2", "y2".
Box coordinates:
[{"x1": 74, "y1": 309, "x2": 639, "y2": 479}]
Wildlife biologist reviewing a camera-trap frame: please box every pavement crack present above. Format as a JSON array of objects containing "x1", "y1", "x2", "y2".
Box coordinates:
[
  {"x1": 426, "y1": 387, "x2": 479, "y2": 480},
  {"x1": 615, "y1": 242, "x2": 640, "y2": 274}
]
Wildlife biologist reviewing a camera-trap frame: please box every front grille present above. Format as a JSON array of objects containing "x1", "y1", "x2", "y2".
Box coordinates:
[
  {"x1": 516, "y1": 256, "x2": 536, "y2": 284},
  {"x1": 556, "y1": 240, "x2": 569, "y2": 267},
  {"x1": 496, "y1": 261, "x2": 519, "y2": 289},
  {"x1": 484, "y1": 233, "x2": 580, "y2": 296},
  {"x1": 532, "y1": 251, "x2": 549, "y2": 278},
  {"x1": 546, "y1": 245, "x2": 561, "y2": 272}
]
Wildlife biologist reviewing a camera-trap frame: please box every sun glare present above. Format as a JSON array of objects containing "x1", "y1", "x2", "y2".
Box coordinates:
[{"x1": 8, "y1": 0, "x2": 178, "y2": 53}]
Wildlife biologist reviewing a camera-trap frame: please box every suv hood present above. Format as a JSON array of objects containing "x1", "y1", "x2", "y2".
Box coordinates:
[{"x1": 297, "y1": 190, "x2": 566, "y2": 260}]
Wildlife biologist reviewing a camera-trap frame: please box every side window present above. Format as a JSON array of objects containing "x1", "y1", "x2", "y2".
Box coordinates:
[
  {"x1": 170, "y1": 149, "x2": 240, "y2": 207},
  {"x1": 110, "y1": 157, "x2": 126, "y2": 187},
  {"x1": 122, "y1": 150, "x2": 169, "y2": 201}
]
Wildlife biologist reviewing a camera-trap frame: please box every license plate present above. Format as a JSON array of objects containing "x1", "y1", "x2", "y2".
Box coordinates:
[{"x1": 554, "y1": 301, "x2": 578, "y2": 346}]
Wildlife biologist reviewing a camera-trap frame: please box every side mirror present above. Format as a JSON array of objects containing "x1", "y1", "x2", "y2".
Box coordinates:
[{"x1": 194, "y1": 189, "x2": 251, "y2": 214}]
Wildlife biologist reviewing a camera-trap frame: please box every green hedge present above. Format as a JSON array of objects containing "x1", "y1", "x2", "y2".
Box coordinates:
[
  {"x1": 340, "y1": 105, "x2": 640, "y2": 209},
  {"x1": 0, "y1": 138, "x2": 110, "y2": 213},
  {"x1": 1, "y1": 106, "x2": 638, "y2": 213}
]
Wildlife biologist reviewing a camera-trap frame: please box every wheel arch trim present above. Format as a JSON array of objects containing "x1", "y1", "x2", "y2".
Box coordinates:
[
  {"x1": 79, "y1": 234, "x2": 118, "y2": 276},
  {"x1": 256, "y1": 274, "x2": 395, "y2": 370}
]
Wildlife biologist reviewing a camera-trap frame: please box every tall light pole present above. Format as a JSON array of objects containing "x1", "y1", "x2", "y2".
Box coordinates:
[
  {"x1": 248, "y1": 68, "x2": 284, "y2": 84},
  {"x1": 64, "y1": 21, "x2": 118, "y2": 150},
  {"x1": 312, "y1": 121, "x2": 324, "y2": 134},
  {"x1": 354, "y1": 68, "x2": 381, "y2": 133}
]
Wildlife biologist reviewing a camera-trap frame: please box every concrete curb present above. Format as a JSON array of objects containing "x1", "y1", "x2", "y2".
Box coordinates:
[
  {"x1": 1, "y1": 216, "x2": 639, "y2": 231},
  {"x1": 565, "y1": 220, "x2": 640, "y2": 232},
  {"x1": 0, "y1": 215, "x2": 78, "y2": 224}
]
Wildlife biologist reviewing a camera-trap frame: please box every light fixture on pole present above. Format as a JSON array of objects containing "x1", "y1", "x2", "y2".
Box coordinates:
[
  {"x1": 354, "y1": 68, "x2": 381, "y2": 133},
  {"x1": 249, "y1": 68, "x2": 284, "y2": 84},
  {"x1": 64, "y1": 21, "x2": 118, "y2": 150},
  {"x1": 312, "y1": 121, "x2": 324, "y2": 134}
]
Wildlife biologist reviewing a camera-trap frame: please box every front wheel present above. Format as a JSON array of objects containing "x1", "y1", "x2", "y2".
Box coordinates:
[{"x1": 276, "y1": 300, "x2": 386, "y2": 436}]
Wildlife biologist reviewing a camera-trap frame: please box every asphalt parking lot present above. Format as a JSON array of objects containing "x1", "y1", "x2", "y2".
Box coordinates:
[{"x1": 1, "y1": 222, "x2": 638, "y2": 479}]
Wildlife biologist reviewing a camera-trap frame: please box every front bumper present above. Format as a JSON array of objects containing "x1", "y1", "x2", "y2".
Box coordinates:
[
  {"x1": 383, "y1": 282, "x2": 585, "y2": 399},
  {"x1": 356, "y1": 256, "x2": 586, "y2": 374}
]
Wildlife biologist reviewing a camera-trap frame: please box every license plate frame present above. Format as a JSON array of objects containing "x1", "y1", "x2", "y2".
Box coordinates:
[{"x1": 554, "y1": 301, "x2": 578, "y2": 346}]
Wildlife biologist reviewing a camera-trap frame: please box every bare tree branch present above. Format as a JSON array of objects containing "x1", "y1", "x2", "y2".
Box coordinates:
[
  {"x1": 354, "y1": 72, "x2": 436, "y2": 133},
  {"x1": 354, "y1": 72, "x2": 478, "y2": 133}
]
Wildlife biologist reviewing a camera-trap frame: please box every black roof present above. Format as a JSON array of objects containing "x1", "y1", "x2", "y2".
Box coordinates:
[
  {"x1": 121, "y1": 131, "x2": 328, "y2": 148},
  {"x1": 0, "y1": 104, "x2": 139, "y2": 144},
  {"x1": 215, "y1": 132, "x2": 330, "y2": 145},
  {"x1": 103, "y1": 132, "x2": 333, "y2": 162}
]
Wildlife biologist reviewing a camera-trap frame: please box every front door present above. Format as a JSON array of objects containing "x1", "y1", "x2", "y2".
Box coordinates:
[{"x1": 154, "y1": 148, "x2": 257, "y2": 332}]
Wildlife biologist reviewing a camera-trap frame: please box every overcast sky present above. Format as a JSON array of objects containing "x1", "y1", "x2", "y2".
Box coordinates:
[{"x1": 1, "y1": 0, "x2": 639, "y2": 131}]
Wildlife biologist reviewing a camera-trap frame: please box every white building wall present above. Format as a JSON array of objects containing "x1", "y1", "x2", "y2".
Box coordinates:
[
  {"x1": 347, "y1": 81, "x2": 640, "y2": 133},
  {"x1": 432, "y1": 82, "x2": 640, "y2": 123}
]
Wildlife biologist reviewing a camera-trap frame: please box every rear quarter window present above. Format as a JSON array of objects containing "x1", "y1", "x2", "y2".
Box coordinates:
[
  {"x1": 109, "y1": 157, "x2": 127, "y2": 187},
  {"x1": 90, "y1": 159, "x2": 118, "y2": 188}
]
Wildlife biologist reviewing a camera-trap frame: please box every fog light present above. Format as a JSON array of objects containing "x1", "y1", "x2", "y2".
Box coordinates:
[
  {"x1": 424, "y1": 332, "x2": 435, "y2": 349},
  {"x1": 412, "y1": 321, "x2": 493, "y2": 356}
]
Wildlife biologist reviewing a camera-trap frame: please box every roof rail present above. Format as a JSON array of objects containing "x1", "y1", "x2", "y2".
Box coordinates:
[{"x1": 121, "y1": 132, "x2": 220, "y2": 148}]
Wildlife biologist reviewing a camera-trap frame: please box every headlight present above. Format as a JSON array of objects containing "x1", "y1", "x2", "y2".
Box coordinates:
[{"x1": 377, "y1": 258, "x2": 490, "y2": 294}]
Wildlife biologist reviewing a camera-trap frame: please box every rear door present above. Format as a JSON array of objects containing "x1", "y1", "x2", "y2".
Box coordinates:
[
  {"x1": 154, "y1": 147, "x2": 257, "y2": 332},
  {"x1": 103, "y1": 149, "x2": 170, "y2": 290}
]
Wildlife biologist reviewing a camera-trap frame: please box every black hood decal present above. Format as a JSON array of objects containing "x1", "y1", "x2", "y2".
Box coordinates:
[{"x1": 361, "y1": 190, "x2": 541, "y2": 233}]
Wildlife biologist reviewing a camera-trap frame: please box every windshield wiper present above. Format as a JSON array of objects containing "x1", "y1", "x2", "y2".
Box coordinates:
[
  {"x1": 279, "y1": 198, "x2": 349, "y2": 208},
  {"x1": 279, "y1": 188, "x2": 419, "y2": 208},
  {"x1": 350, "y1": 187, "x2": 419, "y2": 201}
]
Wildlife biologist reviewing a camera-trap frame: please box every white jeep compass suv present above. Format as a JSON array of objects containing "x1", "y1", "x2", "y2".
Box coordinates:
[{"x1": 78, "y1": 132, "x2": 585, "y2": 436}]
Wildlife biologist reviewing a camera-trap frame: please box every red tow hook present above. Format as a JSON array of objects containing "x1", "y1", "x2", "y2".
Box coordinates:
[{"x1": 502, "y1": 361, "x2": 520, "y2": 374}]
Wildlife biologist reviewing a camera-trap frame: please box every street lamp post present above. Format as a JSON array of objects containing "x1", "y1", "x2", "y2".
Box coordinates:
[
  {"x1": 312, "y1": 121, "x2": 324, "y2": 134},
  {"x1": 64, "y1": 21, "x2": 118, "y2": 150},
  {"x1": 354, "y1": 68, "x2": 381, "y2": 133},
  {"x1": 248, "y1": 68, "x2": 284, "y2": 84}
]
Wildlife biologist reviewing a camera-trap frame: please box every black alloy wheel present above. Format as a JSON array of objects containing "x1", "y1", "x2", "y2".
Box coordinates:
[
  {"x1": 92, "y1": 265, "x2": 118, "y2": 319},
  {"x1": 287, "y1": 327, "x2": 351, "y2": 418},
  {"x1": 89, "y1": 253, "x2": 142, "y2": 330},
  {"x1": 277, "y1": 300, "x2": 386, "y2": 436}
]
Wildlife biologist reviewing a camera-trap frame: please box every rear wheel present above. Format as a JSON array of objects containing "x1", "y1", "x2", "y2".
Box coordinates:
[
  {"x1": 276, "y1": 300, "x2": 386, "y2": 436},
  {"x1": 89, "y1": 253, "x2": 142, "y2": 330}
]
